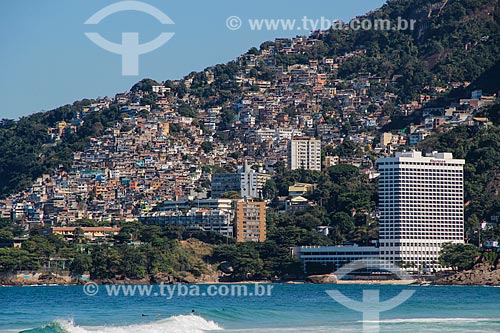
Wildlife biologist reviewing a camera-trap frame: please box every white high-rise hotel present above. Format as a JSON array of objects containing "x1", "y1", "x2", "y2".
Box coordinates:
[
  {"x1": 377, "y1": 151, "x2": 465, "y2": 269},
  {"x1": 293, "y1": 151, "x2": 465, "y2": 272}
]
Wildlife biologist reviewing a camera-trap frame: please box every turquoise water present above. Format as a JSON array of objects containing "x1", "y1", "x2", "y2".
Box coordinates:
[{"x1": 1, "y1": 284, "x2": 500, "y2": 332}]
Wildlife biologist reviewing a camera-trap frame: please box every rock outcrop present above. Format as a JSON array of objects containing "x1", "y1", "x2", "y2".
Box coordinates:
[
  {"x1": 434, "y1": 262, "x2": 500, "y2": 286},
  {"x1": 306, "y1": 274, "x2": 338, "y2": 284},
  {"x1": 0, "y1": 271, "x2": 73, "y2": 286}
]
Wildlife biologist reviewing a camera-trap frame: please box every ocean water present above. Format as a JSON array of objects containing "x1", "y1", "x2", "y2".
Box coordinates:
[{"x1": 1, "y1": 284, "x2": 500, "y2": 332}]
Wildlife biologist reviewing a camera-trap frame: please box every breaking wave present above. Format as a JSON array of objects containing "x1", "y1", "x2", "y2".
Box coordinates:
[{"x1": 19, "y1": 315, "x2": 222, "y2": 333}]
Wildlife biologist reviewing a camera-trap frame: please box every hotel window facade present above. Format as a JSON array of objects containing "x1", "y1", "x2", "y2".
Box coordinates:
[{"x1": 377, "y1": 151, "x2": 465, "y2": 270}]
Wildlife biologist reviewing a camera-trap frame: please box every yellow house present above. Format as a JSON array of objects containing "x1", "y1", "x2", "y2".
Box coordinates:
[{"x1": 288, "y1": 183, "x2": 315, "y2": 197}]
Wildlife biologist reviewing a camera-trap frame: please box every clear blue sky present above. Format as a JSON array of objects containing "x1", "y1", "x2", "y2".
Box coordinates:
[{"x1": 0, "y1": 0, "x2": 386, "y2": 119}]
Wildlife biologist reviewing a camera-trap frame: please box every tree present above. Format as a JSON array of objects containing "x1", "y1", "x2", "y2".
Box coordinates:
[
  {"x1": 89, "y1": 246, "x2": 122, "y2": 279},
  {"x1": 262, "y1": 179, "x2": 278, "y2": 200},
  {"x1": 213, "y1": 243, "x2": 264, "y2": 280},
  {"x1": 22, "y1": 236, "x2": 56, "y2": 259},
  {"x1": 120, "y1": 245, "x2": 147, "y2": 278},
  {"x1": 169, "y1": 123, "x2": 181, "y2": 134},
  {"x1": 177, "y1": 103, "x2": 197, "y2": 118},
  {"x1": 0, "y1": 229, "x2": 14, "y2": 247},
  {"x1": 0, "y1": 248, "x2": 40, "y2": 271},
  {"x1": 324, "y1": 145, "x2": 335, "y2": 156},
  {"x1": 114, "y1": 230, "x2": 132, "y2": 244},
  {"x1": 439, "y1": 243, "x2": 480, "y2": 271},
  {"x1": 73, "y1": 227, "x2": 85, "y2": 244},
  {"x1": 201, "y1": 141, "x2": 213, "y2": 153},
  {"x1": 256, "y1": 241, "x2": 302, "y2": 279},
  {"x1": 130, "y1": 78, "x2": 159, "y2": 93},
  {"x1": 70, "y1": 253, "x2": 92, "y2": 275},
  {"x1": 327, "y1": 164, "x2": 361, "y2": 185},
  {"x1": 381, "y1": 103, "x2": 396, "y2": 117},
  {"x1": 329, "y1": 212, "x2": 355, "y2": 244},
  {"x1": 247, "y1": 47, "x2": 259, "y2": 55},
  {"x1": 221, "y1": 191, "x2": 242, "y2": 199},
  {"x1": 334, "y1": 141, "x2": 363, "y2": 158}
]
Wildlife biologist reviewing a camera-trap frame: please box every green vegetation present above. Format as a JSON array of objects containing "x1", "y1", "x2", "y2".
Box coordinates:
[
  {"x1": 0, "y1": 248, "x2": 40, "y2": 271},
  {"x1": 266, "y1": 164, "x2": 378, "y2": 247},
  {"x1": 0, "y1": 0, "x2": 499, "y2": 280},
  {"x1": 201, "y1": 141, "x2": 214, "y2": 153},
  {"x1": 439, "y1": 243, "x2": 480, "y2": 271},
  {"x1": 213, "y1": 241, "x2": 302, "y2": 280},
  {"x1": 131, "y1": 78, "x2": 160, "y2": 93},
  {"x1": 417, "y1": 119, "x2": 500, "y2": 242},
  {"x1": 275, "y1": 0, "x2": 500, "y2": 101},
  {"x1": 0, "y1": 221, "x2": 216, "y2": 281},
  {"x1": 1, "y1": 0, "x2": 499, "y2": 198},
  {"x1": 0, "y1": 219, "x2": 304, "y2": 281},
  {"x1": 0, "y1": 101, "x2": 122, "y2": 198}
]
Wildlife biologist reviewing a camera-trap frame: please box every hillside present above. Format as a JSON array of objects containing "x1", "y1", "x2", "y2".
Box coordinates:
[
  {"x1": 0, "y1": 0, "x2": 499, "y2": 198},
  {"x1": 416, "y1": 102, "x2": 500, "y2": 241},
  {"x1": 0, "y1": 103, "x2": 122, "y2": 198},
  {"x1": 0, "y1": 0, "x2": 499, "y2": 282},
  {"x1": 277, "y1": 0, "x2": 500, "y2": 100}
]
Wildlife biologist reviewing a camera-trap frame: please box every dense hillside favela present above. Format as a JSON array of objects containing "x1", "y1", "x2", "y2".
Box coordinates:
[{"x1": 1, "y1": 0, "x2": 500, "y2": 284}]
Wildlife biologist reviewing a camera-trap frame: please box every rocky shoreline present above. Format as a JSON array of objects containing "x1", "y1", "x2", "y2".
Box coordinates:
[
  {"x1": 0, "y1": 271, "x2": 221, "y2": 286},
  {"x1": 433, "y1": 262, "x2": 500, "y2": 286},
  {"x1": 3, "y1": 267, "x2": 500, "y2": 286},
  {"x1": 304, "y1": 270, "x2": 500, "y2": 286}
]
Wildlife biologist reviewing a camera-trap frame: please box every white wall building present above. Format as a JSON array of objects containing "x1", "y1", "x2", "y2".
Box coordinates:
[
  {"x1": 292, "y1": 245, "x2": 380, "y2": 272},
  {"x1": 139, "y1": 208, "x2": 233, "y2": 238},
  {"x1": 211, "y1": 162, "x2": 270, "y2": 199},
  {"x1": 377, "y1": 151, "x2": 465, "y2": 270},
  {"x1": 287, "y1": 138, "x2": 322, "y2": 171},
  {"x1": 293, "y1": 151, "x2": 465, "y2": 273},
  {"x1": 240, "y1": 171, "x2": 270, "y2": 199},
  {"x1": 239, "y1": 161, "x2": 270, "y2": 199}
]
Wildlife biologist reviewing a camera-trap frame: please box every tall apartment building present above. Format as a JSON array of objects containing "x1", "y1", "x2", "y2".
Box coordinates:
[
  {"x1": 211, "y1": 161, "x2": 270, "y2": 199},
  {"x1": 211, "y1": 173, "x2": 241, "y2": 198},
  {"x1": 235, "y1": 201, "x2": 266, "y2": 242},
  {"x1": 287, "y1": 138, "x2": 322, "y2": 171},
  {"x1": 377, "y1": 151, "x2": 465, "y2": 270},
  {"x1": 240, "y1": 171, "x2": 270, "y2": 199},
  {"x1": 139, "y1": 207, "x2": 233, "y2": 238},
  {"x1": 239, "y1": 161, "x2": 270, "y2": 199}
]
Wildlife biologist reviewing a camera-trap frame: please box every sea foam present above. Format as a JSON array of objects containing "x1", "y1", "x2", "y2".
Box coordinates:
[
  {"x1": 26, "y1": 315, "x2": 222, "y2": 333},
  {"x1": 361, "y1": 317, "x2": 500, "y2": 324}
]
